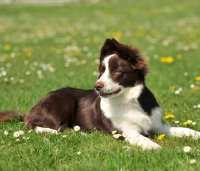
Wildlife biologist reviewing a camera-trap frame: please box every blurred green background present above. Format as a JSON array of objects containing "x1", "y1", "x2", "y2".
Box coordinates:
[{"x1": 0, "y1": 1, "x2": 200, "y2": 170}]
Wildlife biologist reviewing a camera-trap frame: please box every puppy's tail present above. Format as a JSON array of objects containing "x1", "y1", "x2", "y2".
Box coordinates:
[{"x1": 0, "y1": 111, "x2": 24, "y2": 123}]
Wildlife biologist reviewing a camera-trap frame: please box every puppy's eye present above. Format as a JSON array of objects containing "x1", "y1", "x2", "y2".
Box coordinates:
[
  {"x1": 100, "y1": 67, "x2": 105, "y2": 73},
  {"x1": 113, "y1": 69, "x2": 121, "y2": 74}
]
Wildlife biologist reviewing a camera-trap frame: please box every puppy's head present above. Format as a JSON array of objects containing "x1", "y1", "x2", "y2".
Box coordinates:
[{"x1": 94, "y1": 38, "x2": 148, "y2": 98}]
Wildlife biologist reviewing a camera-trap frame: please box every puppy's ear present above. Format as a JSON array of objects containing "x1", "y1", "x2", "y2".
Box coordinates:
[
  {"x1": 112, "y1": 39, "x2": 148, "y2": 76},
  {"x1": 99, "y1": 38, "x2": 148, "y2": 76},
  {"x1": 100, "y1": 38, "x2": 118, "y2": 57},
  {"x1": 100, "y1": 38, "x2": 120, "y2": 57}
]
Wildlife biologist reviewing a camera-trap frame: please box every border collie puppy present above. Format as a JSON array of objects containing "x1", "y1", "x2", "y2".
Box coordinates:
[{"x1": 0, "y1": 38, "x2": 200, "y2": 150}]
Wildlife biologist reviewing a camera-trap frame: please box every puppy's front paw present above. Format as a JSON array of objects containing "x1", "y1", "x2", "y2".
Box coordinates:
[
  {"x1": 141, "y1": 141, "x2": 161, "y2": 150},
  {"x1": 126, "y1": 134, "x2": 161, "y2": 150}
]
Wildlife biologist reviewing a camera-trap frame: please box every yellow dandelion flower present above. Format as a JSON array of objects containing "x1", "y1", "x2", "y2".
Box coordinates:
[
  {"x1": 3, "y1": 44, "x2": 11, "y2": 51},
  {"x1": 124, "y1": 20, "x2": 130, "y2": 26},
  {"x1": 160, "y1": 56, "x2": 174, "y2": 63},
  {"x1": 170, "y1": 86, "x2": 176, "y2": 90},
  {"x1": 160, "y1": 57, "x2": 174, "y2": 63},
  {"x1": 93, "y1": 36, "x2": 99, "y2": 43},
  {"x1": 157, "y1": 134, "x2": 165, "y2": 141},
  {"x1": 192, "y1": 86, "x2": 200, "y2": 91},
  {"x1": 160, "y1": 57, "x2": 167, "y2": 63},
  {"x1": 112, "y1": 31, "x2": 123, "y2": 40},
  {"x1": 50, "y1": 46, "x2": 56, "y2": 52},
  {"x1": 134, "y1": 31, "x2": 143, "y2": 37},
  {"x1": 26, "y1": 51, "x2": 32, "y2": 57},
  {"x1": 165, "y1": 114, "x2": 175, "y2": 119},
  {"x1": 16, "y1": 52, "x2": 21, "y2": 57},
  {"x1": 189, "y1": 33, "x2": 196, "y2": 39},
  {"x1": 176, "y1": 54, "x2": 182, "y2": 59},
  {"x1": 195, "y1": 76, "x2": 200, "y2": 81},
  {"x1": 183, "y1": 120, "x2": 192, "y2": 126},
  {"x1": 166, "y1": 56, "x2": 174, "y2": 63}
]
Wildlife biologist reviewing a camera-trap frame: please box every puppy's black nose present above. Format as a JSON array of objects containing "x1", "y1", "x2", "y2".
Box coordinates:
[{"x1": 94, "y1": 81, "x2": 104, "y2": 91}]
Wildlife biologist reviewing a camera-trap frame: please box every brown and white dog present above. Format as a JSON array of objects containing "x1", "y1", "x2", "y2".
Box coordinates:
[{"x1": 1, "y1": 38, "x2": 200, "y2": 150}]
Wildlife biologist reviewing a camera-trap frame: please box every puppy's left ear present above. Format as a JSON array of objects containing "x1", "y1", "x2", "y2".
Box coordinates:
[
  {"x1": 100, "y1": 38, "x2": 118, "y2": 57},
  {"x1": 128, "y1": 48, "x2": 148, "y2": 76}
]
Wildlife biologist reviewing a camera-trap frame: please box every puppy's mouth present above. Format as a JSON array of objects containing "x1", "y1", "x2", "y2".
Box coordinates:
[{"x1": 99, "y1": 89, "x2": 121, "y2": 97}]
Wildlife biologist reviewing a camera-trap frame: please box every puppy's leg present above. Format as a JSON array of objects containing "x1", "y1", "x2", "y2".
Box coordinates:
[
  {"x1": 150, "y1": 119, "x2": 200, "y2": 139},
  {"x1": 25, "y1": 93, "x2": 76, "y2": 132},
  {"x1": 125, "y1": 130, "x2": 161, "y2": 150},
  {"x1": 163, "y1": 125, "x2": 200, "y2": 139},
  {"x1": 35, "y1": 126, "x2": 58, "y2": 134},
  {"x1": 150, "y1": 107, "x2": 200, "y2": 139}
]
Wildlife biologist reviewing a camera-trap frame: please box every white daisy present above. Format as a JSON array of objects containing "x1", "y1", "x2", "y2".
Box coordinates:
[
  {"x1": 122, "y1": 133, "x2": 127, "y2": 138},
  {"x1": 19, "y1": 130, "x2": 24, "y2": 135},
  {"x1": 189, "y1": 159, "x2": 196, "y2": 164},
  {"x1": 77, "y1": 151, "x2": 81, "y2": 155},
  {"x1": 183, "y1": 146, "x2": 191, "y2": 152},
  {"x1": 4, "y1": 130, "x2": 9, "y2": 135},
  {"x1": 174, "y1": 120, "x2": 180, "y2": 124},
  {"x1": 113, "y1": 134, "x2": 121, "y2": 139},
  {"x1": 112, "y1": 130, "x2": 117, "y2": 134},
  {"x1": 13, "y1": 131, "x2": 20, "y2": 137},
  {"x1": 74, "y1": 126, "x2": 80, "y2": 132},
  {"x1": 192, "y1": 122, "x2": 196, "y2": 125}
]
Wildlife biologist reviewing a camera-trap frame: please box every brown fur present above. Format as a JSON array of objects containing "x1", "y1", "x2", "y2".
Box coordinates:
[
  {"x1": 99, "y1": 38, "x2": 148, "y2": 76},
  {"x1": 0, "y1": 38, "x2": 144, "y2": 136},
  {"x1": 24, "y1": 88, "x2": 120, "y2": 134},
  {"x1": 0, "y1": 111, "x2": 19, "y2": 123}
]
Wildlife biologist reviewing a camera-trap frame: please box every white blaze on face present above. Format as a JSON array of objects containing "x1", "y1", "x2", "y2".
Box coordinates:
[{"x1": 96, "y1": 54, "x2": 122, "y2": 94}]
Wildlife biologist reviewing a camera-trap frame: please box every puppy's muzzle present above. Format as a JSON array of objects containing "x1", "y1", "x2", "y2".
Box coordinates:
[{"x1": 94, "y1": 81, "x2": 104, "y2": 91}]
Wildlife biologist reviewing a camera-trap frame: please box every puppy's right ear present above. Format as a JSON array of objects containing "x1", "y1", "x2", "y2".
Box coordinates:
[{"x1": 100, "y1": 38, "x2": 118, "y2": 57}]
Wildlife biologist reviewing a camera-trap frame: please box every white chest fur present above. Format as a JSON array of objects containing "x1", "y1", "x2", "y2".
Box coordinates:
[{"x1": 100, "y1": 84, "x2": 152, "y2": 135}]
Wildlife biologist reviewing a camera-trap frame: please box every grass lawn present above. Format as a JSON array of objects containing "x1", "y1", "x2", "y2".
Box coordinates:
[{"x1": 0, "y1": 0, "x2": 200, "y2": 170}]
